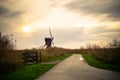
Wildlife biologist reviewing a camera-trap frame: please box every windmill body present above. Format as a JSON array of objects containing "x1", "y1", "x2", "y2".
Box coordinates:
[{"x1": 45, "y1": 28, "x2": 54, "y2": 48}]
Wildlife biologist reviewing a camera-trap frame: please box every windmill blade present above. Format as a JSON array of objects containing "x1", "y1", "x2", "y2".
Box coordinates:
[
  {"x1": 49, "y1": 27, "x2": 54, "y2": 47},
  {"x1": 49, "y1": 27, "x2": 53, "y2": 39}
]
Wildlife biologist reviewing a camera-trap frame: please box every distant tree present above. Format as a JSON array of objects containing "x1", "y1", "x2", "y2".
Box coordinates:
[
  {"x1": 0, "y1": 32, "x2": 14, "y2": 50},
  {"x1": 108, "y1": 39, "x2": 120, "y2": 48}
]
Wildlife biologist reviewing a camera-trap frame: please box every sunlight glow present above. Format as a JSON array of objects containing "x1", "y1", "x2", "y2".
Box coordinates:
[{"x1": 23, "y1": 26, "x2": 31, "y2": 33}]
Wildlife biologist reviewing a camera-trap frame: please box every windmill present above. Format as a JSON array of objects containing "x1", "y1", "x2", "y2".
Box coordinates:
[{"x1": 45, "y1": 27, "x2": 54, "y2": 48}]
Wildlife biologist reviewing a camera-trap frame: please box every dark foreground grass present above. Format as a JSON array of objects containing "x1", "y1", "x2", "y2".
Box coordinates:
[
  {"x1": 82, "y1": 54, "x2": 120, "y2": 72},
  {"x1": 0, "y1": 64, "x2": 54, "y2": 80},
  {"x1": 46, "y1": 54, "x2": 72, "y2": 62}
]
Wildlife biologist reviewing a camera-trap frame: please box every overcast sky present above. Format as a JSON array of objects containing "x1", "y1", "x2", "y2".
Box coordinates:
[{"x1": 0, "y1": 0, "x2": 120, "y2": 49}]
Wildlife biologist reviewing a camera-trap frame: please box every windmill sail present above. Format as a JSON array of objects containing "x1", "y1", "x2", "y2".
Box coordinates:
[
  {"x1": 49, "y1": 27, "x2": 54, "y2": 46},
  {"x1": 49, "y1": 27, "x2": 53, "y2": 39}
]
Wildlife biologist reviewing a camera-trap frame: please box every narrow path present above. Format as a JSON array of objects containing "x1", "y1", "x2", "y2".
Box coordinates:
[{"x1": 36, "y1": 54, "x2": 120, "y2": 80}]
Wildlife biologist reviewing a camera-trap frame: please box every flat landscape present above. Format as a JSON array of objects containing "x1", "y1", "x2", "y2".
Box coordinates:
[{"x1": 0, "y1": 0, "x2": 120, "y2": 80}]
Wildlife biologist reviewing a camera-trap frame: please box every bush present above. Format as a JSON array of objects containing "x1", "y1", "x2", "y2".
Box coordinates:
[
  {"x1": 81, "y1": 40, "x2": 120, "y2": 65},
  {"x1": 41, "y1": 47, "x2": 66, "y2": 62},
  {"x1": 0, "y1": 32, "x2": 23, "y2": 75}
]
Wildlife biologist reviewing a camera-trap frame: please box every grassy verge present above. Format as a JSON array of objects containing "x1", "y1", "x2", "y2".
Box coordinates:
[
  {"x1": 46, "y1": 54, "x2": 72, "y2": 62},
  {"x1": 82, "y1": 54, "x2": 120, "y2": 72},
  {"x1": 0, "y1": 64, "x2": 54, "y2": 80},
  {"x1": 0, "y1": 54, "x2": 71, "y2": 80}
]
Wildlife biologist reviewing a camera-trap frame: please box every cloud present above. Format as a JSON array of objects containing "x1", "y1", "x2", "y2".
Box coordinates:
[
  {"x1": 51, "y1": 26, "x2": 120, "y2": 48},
  {"x1": 48, "y1": 0, "x2": 71, "y2": 7},
  {"x1": 0, "y1": 0, "x2": 50, "y2": 35},
  {"x1": 86, "y1": 26, "x2": 120, "y2": 35},
  {"x1": 0, "y1": 0, "x2": 23, "y2": 17},
  {"x1": 53, "y1": 27, "x2": 84, "y2": 42},
  {"x1": 0, "y1": 6, "x2": 9, "y2": 15},
  {"x1": 65, "y1": 0, "x2": 120, "y2": 20},
  {"x1": 83, "y1": 26, "x2": 120, "y2": 42},
  {"x1": 0, "y1": 0, "x2": 120, "y2": 49},
  {"x1": 0, "y1": 1, "x2": 24, "y2": 34}
]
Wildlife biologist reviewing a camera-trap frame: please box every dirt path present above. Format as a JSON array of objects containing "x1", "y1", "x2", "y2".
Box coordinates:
[{"x1": 36, "y1": 54, "x2": 120, "y2": 80}]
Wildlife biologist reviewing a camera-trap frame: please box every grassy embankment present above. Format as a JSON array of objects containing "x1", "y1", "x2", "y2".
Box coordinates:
[
  {"x1": 0, "y1": 64, "x2": 54, "y2": 80},
  {"x1": 0, "y1": 53, "x2": 71, "y2": 80},
  {"x1": 82, "y1": 54, "x2": 120, "y2": 72},
  {"x1": 46, "y1": 53, "x2": 72, "y2": 62}
]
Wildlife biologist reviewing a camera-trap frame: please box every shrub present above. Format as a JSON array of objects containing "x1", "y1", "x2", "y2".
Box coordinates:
[
  {"x1": 0, "y1": 32, "x2": 23, "y2": 75},
  {"x1": 41, "y1": 47, "x2": 66, "y2": 62},
  {"x1": 81, "y1": 40, "x2": 120, "y2": 65}
]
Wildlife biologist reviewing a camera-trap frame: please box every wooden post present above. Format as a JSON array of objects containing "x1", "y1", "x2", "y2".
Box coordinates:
[
  {"x1": 36, "y1": 52, "x2": 39, "y2": 63},
  {"x1": 39, "y1": 51, "x2": 42, "y2": 63}
]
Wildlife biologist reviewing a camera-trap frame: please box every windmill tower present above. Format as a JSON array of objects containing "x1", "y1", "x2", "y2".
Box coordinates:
[{"x1": 45, "y1": 28, "x2": 54, "y2": 48}]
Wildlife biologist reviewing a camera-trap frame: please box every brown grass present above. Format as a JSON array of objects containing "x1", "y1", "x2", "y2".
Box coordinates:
[{"x1": 80, "y1": 40, "x2": 120, "y2": 65}]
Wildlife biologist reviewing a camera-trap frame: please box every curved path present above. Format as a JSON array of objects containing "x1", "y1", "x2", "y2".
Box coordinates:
[{"x1": 36, "y1": 54, "x2": 120, "y2": 80}]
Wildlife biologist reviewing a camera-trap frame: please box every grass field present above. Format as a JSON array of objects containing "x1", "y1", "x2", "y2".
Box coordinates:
[
  {"x1": 0, "y1": 64, "x2": 54, "y2": 80},
  {"x1": 0, "y1": 53, "x2": 71, "y2": 80},
  {"x1": 82, "y1": 54, "x2": 120, "y2": 72},
  {"x1": 46, "y1": 54, "x2": 72, "y2": 62}
]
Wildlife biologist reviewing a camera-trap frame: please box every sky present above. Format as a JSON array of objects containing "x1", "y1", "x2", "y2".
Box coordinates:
[{"x1": 0, "y1": 0, "x2": 120, "y2": 49}]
